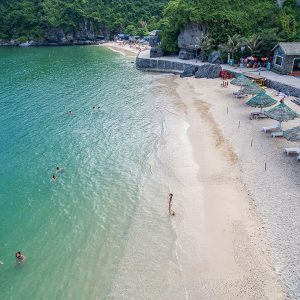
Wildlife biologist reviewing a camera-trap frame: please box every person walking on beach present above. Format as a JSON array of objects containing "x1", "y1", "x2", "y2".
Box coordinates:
[{"x1": 168, "y1": 193, "x2": 175, "y2": 216}]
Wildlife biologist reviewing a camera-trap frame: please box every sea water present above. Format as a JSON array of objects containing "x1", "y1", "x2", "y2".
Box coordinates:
[{"x1": 0, "y1": 46, "x2": 172, "y2": 299}]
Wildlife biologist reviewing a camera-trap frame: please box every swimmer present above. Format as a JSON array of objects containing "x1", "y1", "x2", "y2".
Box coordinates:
[
  {"x1": 52, "y1": 174, "x2": 57, "y2": 181},
  {"x1": 56, "y1": 166, "x2": 62, "y2": 173},
  {"x1": 15, "y1": 251, "x2": 25, "y2": 263},
  {"x1": 68, "y1": 110, "x2": 74, "y2": 115},
  {"x1": 168, "y1": 193, "x2": 175, "y2": 216}
]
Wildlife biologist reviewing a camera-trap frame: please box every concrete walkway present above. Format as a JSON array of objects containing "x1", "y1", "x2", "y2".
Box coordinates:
[{"x1": 138, "y1": 50, "x2": 300, "y2": 90}]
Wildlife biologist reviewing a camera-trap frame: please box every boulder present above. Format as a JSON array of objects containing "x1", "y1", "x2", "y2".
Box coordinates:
[
  {"x1": 150, "y1": 47, "x2": 164, "y2": 58},
  {"x1": 195, "y1": 64, "x2": 221, "y2": 78},
  {"x1": 180, "y1": 65, "x2": 198, "y2": 78},
  {"x1": 149, "y1": 30, "x2": 160, "y2": 47},
  {"x1": 208, "y1": 51, "x2": 222, "y2": 64},
  {"x1": 179, "y1": 49, "x2": 188, "y2": 60},
  {"x1": 179, "y1": 49, "x2": 198, "y2": 60}
]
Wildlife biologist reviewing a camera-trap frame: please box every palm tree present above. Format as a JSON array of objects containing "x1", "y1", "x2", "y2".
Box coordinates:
[
  {"x1": 220, "y1": 34, "x2": 244, "y2": 62},
  {"x1": 198, "y1": 34, "x2": 213, "y2": 61},
  {"x1": 244, "y1": 34, "x2": 263, "y2": 55}
]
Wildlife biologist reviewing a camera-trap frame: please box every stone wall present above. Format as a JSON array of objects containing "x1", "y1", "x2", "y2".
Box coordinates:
[{"x1": 136, "y1": 56, "x2": 300, "y2": 97}]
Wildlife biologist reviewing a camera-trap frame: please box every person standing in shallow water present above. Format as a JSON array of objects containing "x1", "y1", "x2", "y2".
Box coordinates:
[{"x1": 168, "y1": 193, "x2": 175, "y2": 216}]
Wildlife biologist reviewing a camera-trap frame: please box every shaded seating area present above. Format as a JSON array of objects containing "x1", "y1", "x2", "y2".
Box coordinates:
[
  {"x1": 246, "y1": 91, "x2": 277, "y2": 120},
  {"x1": 231, "y1": 74, "x2": 252, "y2": 86},
  {"x1": 264, "y1": 101, "x2": 300, "y2": 137}
]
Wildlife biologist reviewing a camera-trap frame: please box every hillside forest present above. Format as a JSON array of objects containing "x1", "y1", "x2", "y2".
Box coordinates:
[{"x1": 0, "y1": 0, "x2": 299, "y2": 56}]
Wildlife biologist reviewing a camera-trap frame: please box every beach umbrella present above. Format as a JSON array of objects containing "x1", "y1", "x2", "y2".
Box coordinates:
[
  {"x1": 283, "y1": 126, "x2": 300, "y2": 142},
  {"x1": 240, "y1": 82, "x2": 264, "y2": 95},
  {"x1": 246, "y1": 92, "x2": 277, "y2": 113},
  {"x1": 231, "y1": 74, "x2": 252, "y2": 86},
  {"x1": 264, "y1": 102, "x2": 300, "y2": 130}
]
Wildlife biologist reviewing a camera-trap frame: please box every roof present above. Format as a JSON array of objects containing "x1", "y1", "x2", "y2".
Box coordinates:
[{"x1": 272, "y1": 42, "x2": 300, "y2": 55}]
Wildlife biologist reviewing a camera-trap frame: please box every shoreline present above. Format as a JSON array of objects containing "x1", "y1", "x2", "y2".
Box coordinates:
[{"x1": 99, "y1": 42, "x2": 140, "y2": 58}]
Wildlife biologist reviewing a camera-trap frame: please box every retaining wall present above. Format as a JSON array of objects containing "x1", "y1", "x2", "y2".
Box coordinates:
[{"x1": 136, "y1": 57, "x2": 300, "y2": 97}]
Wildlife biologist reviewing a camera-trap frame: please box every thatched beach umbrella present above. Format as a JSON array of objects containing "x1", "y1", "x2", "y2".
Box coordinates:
[
  {"x1": 231, "y1": 74, "x2": 252, "y2": 86},
  {"x1": 246, "y1": 92, "x2": 277, "y2": 113},
  {"x1": 240, "y1": 82, "x2": 264, "y2": 95},
  {"x1": 283, "y1": 126, "x2": 300, "y2": 142},
  {"x1": 264, "y1": 102, "x2": 300, "y2": 130}
]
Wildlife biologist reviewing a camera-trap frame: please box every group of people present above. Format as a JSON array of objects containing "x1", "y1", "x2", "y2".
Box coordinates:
[{"x1": 52, "y1": 166, "x2": 62, "y2": 181}]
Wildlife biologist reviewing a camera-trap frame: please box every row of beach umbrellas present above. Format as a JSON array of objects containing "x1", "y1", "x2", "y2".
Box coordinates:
[{"x1": 231, "y1": 74, "x2": 300, "y2": 146}]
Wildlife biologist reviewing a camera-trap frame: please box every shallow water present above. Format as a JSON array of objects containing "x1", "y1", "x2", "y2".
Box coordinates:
[{"x1": 0, "y1": 46, "x2": 166, "y2": 299}]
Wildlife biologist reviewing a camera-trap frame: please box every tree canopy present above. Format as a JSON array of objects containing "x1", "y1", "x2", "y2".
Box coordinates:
[
  {"x1": 160, "y1": 0, "x2": 300, "y2": 53},
  {"x1": 0, "y1": 0, "x2": 168, "y2": 40},
  {"x1": 0, "y1": 0, "x2": 299, "y2": 56}
]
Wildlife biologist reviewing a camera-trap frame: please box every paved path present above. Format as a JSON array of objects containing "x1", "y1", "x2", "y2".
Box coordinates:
[{"x1": 138, "y1": 50, "x2": 300, "y2": 90}]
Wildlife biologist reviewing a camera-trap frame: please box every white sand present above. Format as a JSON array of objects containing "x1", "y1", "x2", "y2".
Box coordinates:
[
  {"x1": 100, "y1": 42, "x2": 145, "y2": 58},
  {"x1": 105, "y1": 46, "x2": 299, "y2": 298},
  {"x1": 171, "y1": 76, "x2": 291, "y2": 299}
]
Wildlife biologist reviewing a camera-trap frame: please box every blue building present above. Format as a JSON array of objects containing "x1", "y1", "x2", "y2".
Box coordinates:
[{"x1": 272, "y1": 42, "x2": 300, "y2": 75}]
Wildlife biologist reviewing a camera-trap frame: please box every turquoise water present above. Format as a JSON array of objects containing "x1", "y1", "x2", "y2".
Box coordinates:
[{"x1": 0, "y1": 46, "x2": 163, "y2": 299}]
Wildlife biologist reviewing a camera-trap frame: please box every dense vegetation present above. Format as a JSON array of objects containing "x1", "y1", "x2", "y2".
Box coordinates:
[
  {"x1": 160, "y1": 0, "x2": 300, "y2": 54},
  {"x1": 0, "y1": 0, "x2": 299, "y2": 57},
  {"x1": 0, "y1": 0, "x2": 168, "y2": 41}
]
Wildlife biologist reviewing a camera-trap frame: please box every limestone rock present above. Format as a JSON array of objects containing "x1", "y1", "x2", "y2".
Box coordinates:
[
  {"x1": 208, "y1": 51, "x2": 222, "y2": 64},
  {"x1": 180, "y1": 65, "x2": 198, "y2": 78},
  {"x1": 150, "y1": 47, "x2": 164, "y2": 58},
  {"x1": 178, "y1": 23, "x2": 207, "y2": 50},
  {"x1": 149, "y1": 30, "x2": 160, "y2": 47},
  {"x1": 195, "y1": 64, "x2": 221, "y2": 78}
]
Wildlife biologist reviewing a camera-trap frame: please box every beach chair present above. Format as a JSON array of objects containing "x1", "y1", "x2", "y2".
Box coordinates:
[
  {"x1": 262, "y1": 124, "x2": 280, "y2": 133},
  {"x1": 235, "y1": 93, "x2": 247, "y2": 99},
  {"x1": 284, "y1": 147, "x2": 300, "y2": 155},
  {"x1": 271, "y1": 131, "x2": 283, "y2": 138},
  {"x1": 291, "y1": 98, "x2": 300, "y2": 106},
  {"x1": 249, "y1": 112, "x2": 268, "y2": 120}
]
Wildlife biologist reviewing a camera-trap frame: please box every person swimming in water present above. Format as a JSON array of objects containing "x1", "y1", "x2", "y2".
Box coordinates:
[
  {"x1": 56, "y1": 166, "x2": 62, "y2": 173},
  {"x1": 52, "y1": 174, "x2": 57, "y2": 181},
  {"x1": 15, "y1": 251, "x2": 25, "y2": 263},
  {"x1": 68, "y1": 110, "x2": 74, "y2": 116}
]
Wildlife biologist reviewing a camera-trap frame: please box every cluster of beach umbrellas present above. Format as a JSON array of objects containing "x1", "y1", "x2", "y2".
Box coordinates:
[{"x1": 230, "y1": 75, "x2": 300, "y2": 160}]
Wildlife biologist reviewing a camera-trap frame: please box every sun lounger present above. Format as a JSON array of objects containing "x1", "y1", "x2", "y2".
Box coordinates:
[
  {"x1": 271, "y1": 131, "x2": 283, "y2": 138},
  {"x1": 291, "y1": 98, "x2": 300, "y2": 106},
  {"x1": 262, "y1": 125, "x2": 280, "y2": 133},
  {"x1": 284, "y1": 147, "x2": 300, "y2": 155},
  {"x1": 233, "y1": 91, "x2": 246, "y2": 96},
  {"x1": 250, "y1": 112, "x2": 268, "y2": 120}
]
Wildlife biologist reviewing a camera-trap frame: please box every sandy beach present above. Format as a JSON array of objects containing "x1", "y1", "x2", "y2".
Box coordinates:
[
  {"x1": 105, "y1": 44, "x2": 300, "y2": 298},
  {"x1": 100, "y1": 41, "x2": 142, "y2": 58}
]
